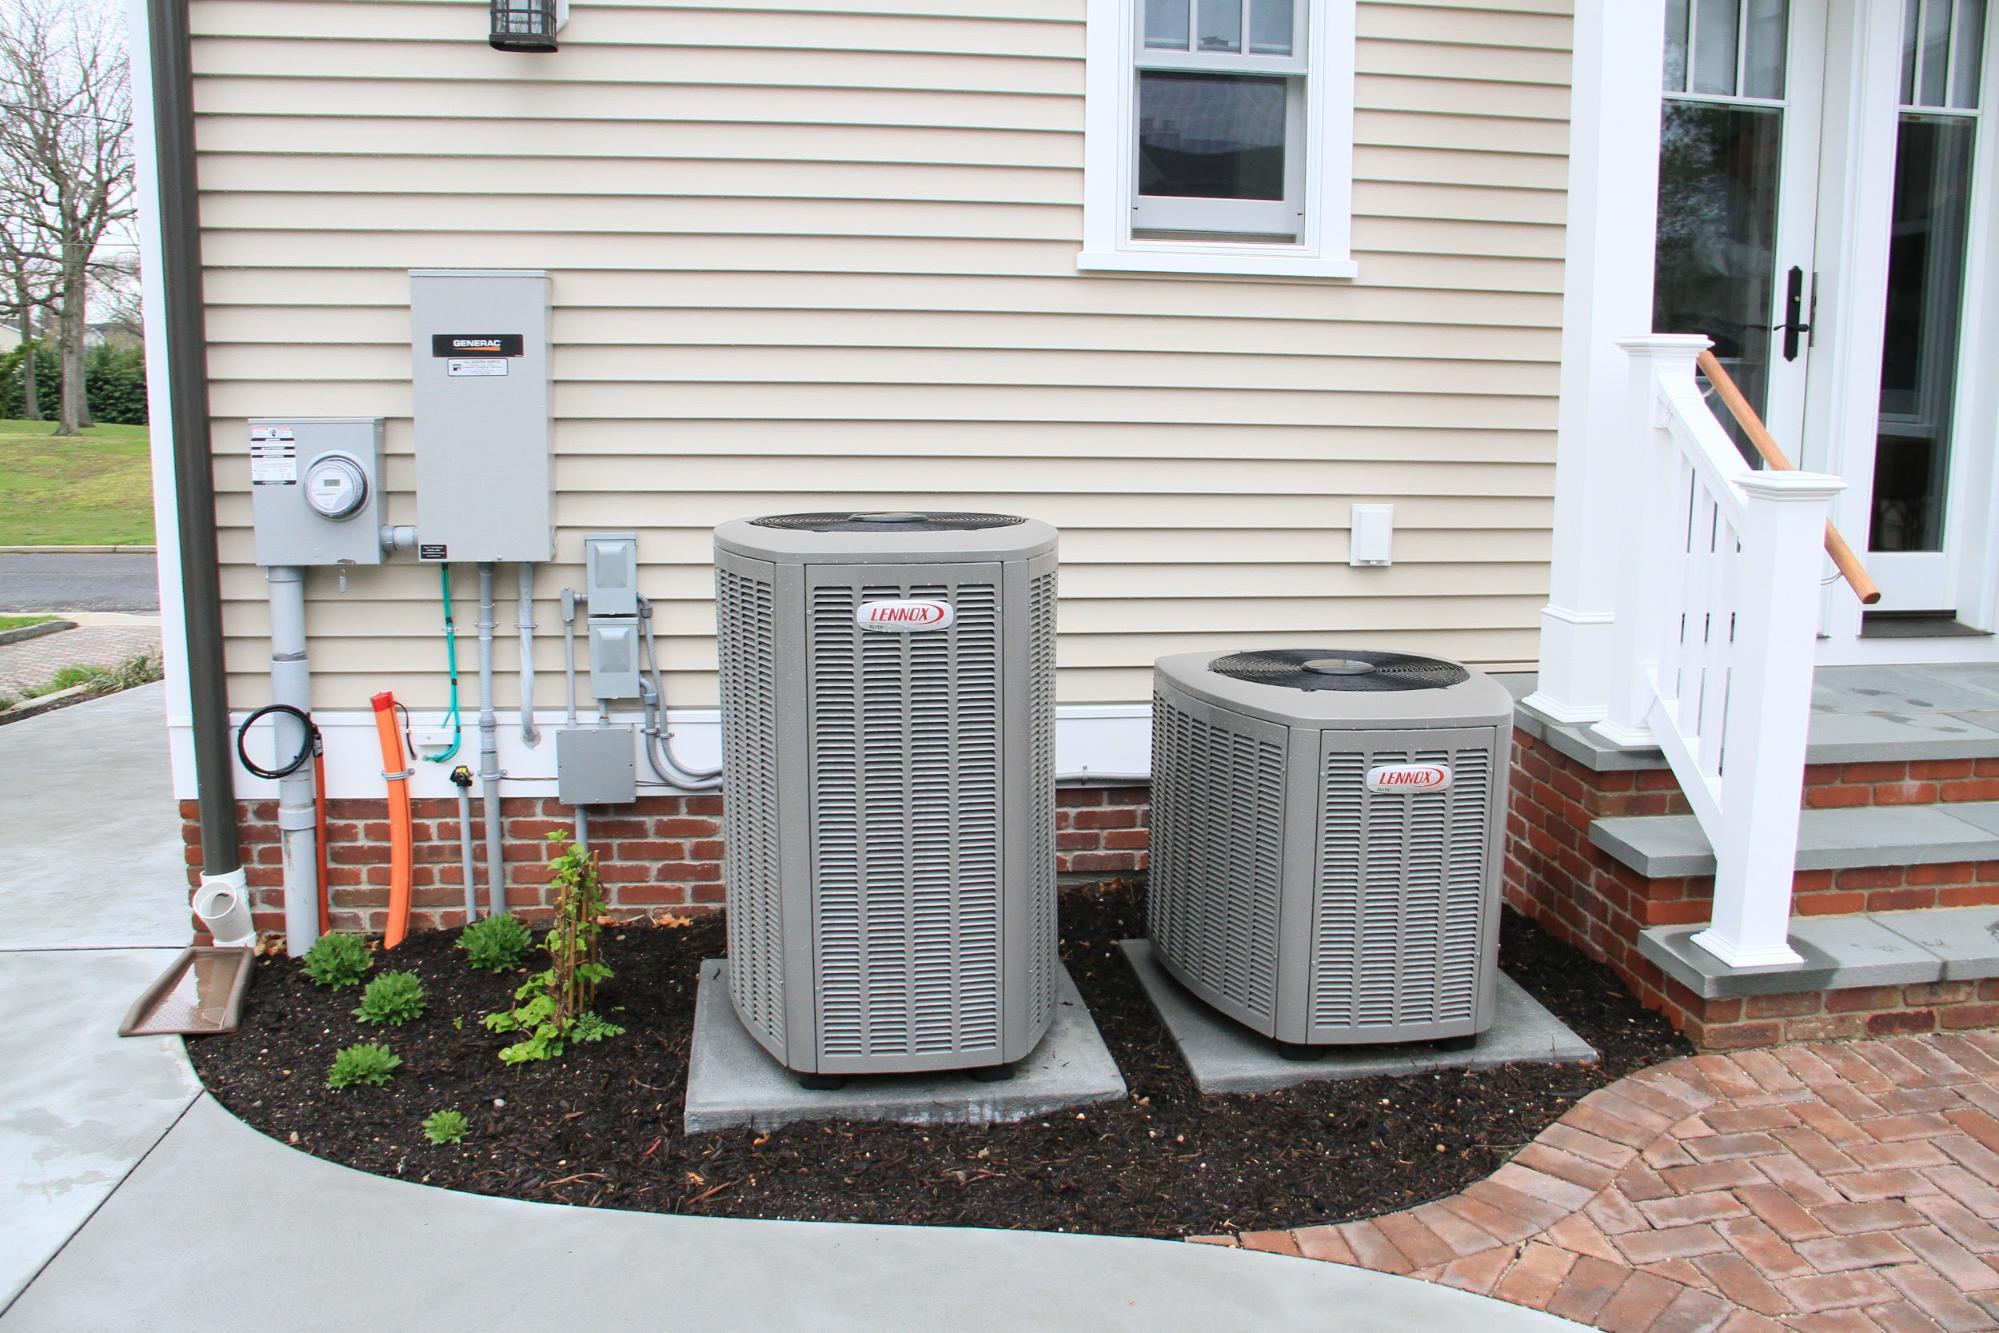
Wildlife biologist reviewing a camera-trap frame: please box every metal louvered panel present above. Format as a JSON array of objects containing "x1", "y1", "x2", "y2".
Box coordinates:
[
  {"x1": 1311, "y1": 735, "x2": 1495, "y2": 1033},
  {"x1": 716, "y1": 562, "x2": 785, "y2": 1053},
  {"x1": 808, "y1": 575, "x2": 1003, "y2": 1062},
  {"x1": 1147, "y1": 688, "x2": 1286, "y2": 1028},
  {"x1": 1026, "y1": 567, "x2": 1059, "y2": 1036}
]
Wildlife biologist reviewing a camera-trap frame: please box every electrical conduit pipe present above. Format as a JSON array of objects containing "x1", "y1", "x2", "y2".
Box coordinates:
[
  {"x1": 266, "y1": 566, "x2": 321, "y2": 957},
  {"x1": 477, "y1": 563, "x2": 505, "y2": 918},
  {"x1": 517, "y1": 562, "x2": 539, "y2": 748},
  {"x1": 370, "y1": 691, "x2": 415, "y2": 948}
]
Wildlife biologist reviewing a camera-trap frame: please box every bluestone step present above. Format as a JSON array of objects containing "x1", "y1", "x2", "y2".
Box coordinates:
[{"x1": 1591, "y1": 801, "x2": 1999, "y2": 879}]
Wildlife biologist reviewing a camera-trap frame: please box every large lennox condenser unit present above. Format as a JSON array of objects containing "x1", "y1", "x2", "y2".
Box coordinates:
[
  {"x1": 1148, "y1": 649, "x2": 1512, "y2": 1047},
  {"x1": 713, "y1": 512, "x2": 1060, "y2": 1080}
]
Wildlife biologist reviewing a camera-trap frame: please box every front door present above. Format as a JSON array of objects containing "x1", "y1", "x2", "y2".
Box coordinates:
[{"x1": 1654, "y1": 0, "x2": 1998, "y2": 624}]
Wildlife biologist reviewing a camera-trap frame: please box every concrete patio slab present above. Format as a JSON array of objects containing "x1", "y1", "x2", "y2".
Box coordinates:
[
  {"x1": 1120, "y1": 940, "x2": 1596, "y2": 1094},
  {"x1": 0, "y1": 683, "x2": 189, "y2": 950},
  {"x1": 4, "y1": 1095, "x2": 1581, "y2": 1332},
  {"x1": 0, "y1": 948, "x2": 200, "y2": 1308},
  {"x1": 683, "y1": 959, "x2": 1127, "y2": 1133}
]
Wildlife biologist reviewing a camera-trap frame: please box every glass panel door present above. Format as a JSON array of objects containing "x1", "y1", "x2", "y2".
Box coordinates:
[
  {"x1": 1866, "y1": 0, "x2": 1985, "y2": 611},
  {"x1": 1654, "y1": 0, "x2": 1826, "y2": 455}
]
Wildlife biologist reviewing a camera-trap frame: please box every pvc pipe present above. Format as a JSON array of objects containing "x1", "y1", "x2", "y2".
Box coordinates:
[
  {"x1": 370, "y1": 692, "x2": 414, "y2": 949},
  {"x1": 192, "y1": 867, "x2": 255, "y2": 948},
  {"x1": 516, "y1": 562, "x2": 540, "y2": 748},
  {"x1": 574, "y1": 804, "x2": 588, "y2": 848},
  {"x1": 477, "y1": 563, "x2": 505, "y2": 919},
  {"x1": 561, "y1": 587, "x2": 579, "y2": 726},
  {"x1": 266, "y1": 566, "x2": 320, "y2": 957},
  {"x1": 452, "y1": 766, "x2": 478, "y2": 923}
]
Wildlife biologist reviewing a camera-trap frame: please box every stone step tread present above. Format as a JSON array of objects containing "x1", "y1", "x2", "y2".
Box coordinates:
[
  {"x1": 1591, "y1": 801, "x2": 1999, "y2": 879},
  {"x1": 1640, "y1": 906, "x2": 1999, "y2": 999}
]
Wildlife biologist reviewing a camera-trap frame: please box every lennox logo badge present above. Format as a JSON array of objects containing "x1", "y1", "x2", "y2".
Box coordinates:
[
  {"x1": 1366, "y1": 763, "x2": 1453, "y2": 793},
  {"x1": 855, "y1": 599, "x2": 954, "y2": 631}
]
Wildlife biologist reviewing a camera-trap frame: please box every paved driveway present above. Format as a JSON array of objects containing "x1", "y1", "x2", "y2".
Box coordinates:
[{"x1": 0, "y1": 553, "x2": 160, "y2": 612}]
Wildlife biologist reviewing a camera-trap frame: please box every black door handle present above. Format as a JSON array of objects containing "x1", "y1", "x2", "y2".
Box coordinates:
[{"x1": 1776, "y1": 266, "x2": 1811, "y2": 361}]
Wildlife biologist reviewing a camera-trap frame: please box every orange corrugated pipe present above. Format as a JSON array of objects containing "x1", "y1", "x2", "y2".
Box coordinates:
[{"x1": 370, "y1": 691, "x2": 415, "y2": 949}]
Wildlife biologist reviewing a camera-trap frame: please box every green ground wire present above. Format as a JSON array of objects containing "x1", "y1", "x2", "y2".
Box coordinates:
[{"x1": 429, "y1": 563, "x2": 463, "y2": 764}]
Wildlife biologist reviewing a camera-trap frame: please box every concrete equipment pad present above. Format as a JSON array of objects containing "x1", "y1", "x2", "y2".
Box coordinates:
[
  {"x1": 1120, "y1": 940, "x2": 1597, "y2": 1095},
  {"x1": 683, "y1": 959, "x2": 1127, "y2": 1133},
  {"x1": 0, "y1": 948, "x2": 201, "y2": 1308}
]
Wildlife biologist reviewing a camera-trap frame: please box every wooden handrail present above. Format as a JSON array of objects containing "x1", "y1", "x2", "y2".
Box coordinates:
[{"x1": 1695, "y1": 349, "x2": 1881, "y2": 606}]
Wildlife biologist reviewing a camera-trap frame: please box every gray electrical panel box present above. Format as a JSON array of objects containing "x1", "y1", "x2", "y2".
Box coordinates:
[
  {"x1": 247, "y1": 417, "x2": 387, "y2": 569},
  {"x1": 584, "y1": 532, "x2": 639, "y2": 618},
  {"x1": 589, "y1": 617, "x2": 643, "y2": 699},
  {"x1": 557, "y1": 728, "x2": 637, "y2": 805},
  {"x1": 409, "y1": 269, "x2": 554, "y2": 564}
]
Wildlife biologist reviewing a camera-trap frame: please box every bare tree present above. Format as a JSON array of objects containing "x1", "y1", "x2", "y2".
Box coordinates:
[
  {"x1": 0, "y1": 207, "x2": 56, "y2": 418},
  {"x1": 0, "y1": 0, "x2": 133, "y2": 435}
]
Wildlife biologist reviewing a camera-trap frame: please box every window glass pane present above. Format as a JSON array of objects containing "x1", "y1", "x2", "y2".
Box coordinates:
[
  {"x1": 1248, "y1": 0, "x2": 1293, "y2": 55},
  {"x1": 1743, "y1": 0, "x2": 1787, "y2": 98},
  {"x1": 1145, "y1": 0, "x2": 1190, "y2": 50},
  {"x1": 1196, "y1": 0, "x2": 1242, "y2": 53},
  {"x1": 1654, "y1": 101, "x2": 1785, "y2": 457},
  {"x1": 1903, "y1": 0, "x2": 1922, "y2": 102},
  {"x1": 1665, "y1": 0, "x2": 1691, "y2": 91},
  {"x1": 1954, "y1": 0, "x2": 1986, "y2": 107},
  {"x1": 1693, "y1": 0, "x2": 1742, "y2": 94},
  {"x1": 1872, "y1": 114, "x2": 1977, "y2": 551},
  {"x1": 1921, "y1": 0, "x2": 1953, "y2": 104},
  {"x1": 1138, "y1": 72, "x2": 1287, "y2": 200}
]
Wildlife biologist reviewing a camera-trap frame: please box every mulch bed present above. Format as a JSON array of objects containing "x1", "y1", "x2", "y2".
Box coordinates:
[{"x1": 188, "y1": 882, "x2": 1689, "y2": 1238}]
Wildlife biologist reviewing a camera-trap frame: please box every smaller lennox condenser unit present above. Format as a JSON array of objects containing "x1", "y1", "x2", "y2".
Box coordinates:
[
  {"x1": 1148, "y1": 649, "x2": 1512, "y2": 1047},
  {"x1": 713, "y1": 512, "x2": 1060, "y2": 1082}
]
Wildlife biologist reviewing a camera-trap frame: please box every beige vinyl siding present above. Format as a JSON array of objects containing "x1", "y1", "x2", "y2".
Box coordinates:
[{"x1": 189, "y1": 0, "x2": 1570, "y2": 711}]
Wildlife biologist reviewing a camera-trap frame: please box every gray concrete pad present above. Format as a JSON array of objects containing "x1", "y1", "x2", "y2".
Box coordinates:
[
  {"x1": 1590, "y1": 804, "x2": 1999, "y2": 879},
  {"x1": 684, "y1": 960, "x2": 1127, "y2": 1133},
  {"x1": 1875, "y1": 907, "x2": 1999, "y2": 981},
  {"x1": 4, "y1": 1095, "x2": 1583, "y2": 1331},
  {"x1": 0, "y1": 683, "x2": 190, "y2": 950},
  {"x1": 1121, "y1": 940, "x2": 1596, "y2": 1094},
  {"x1": 1639, "y1": 915, "x2": 1946, "y2": 999},
  {"x1": 0, "y1": 948, "x2": 200, "y2": 1308}
]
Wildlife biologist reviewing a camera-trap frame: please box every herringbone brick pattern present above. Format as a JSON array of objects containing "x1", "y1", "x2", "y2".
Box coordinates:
[{"x1": 1201, "y1": 1033, "x2": 1999, "y2": 1330}]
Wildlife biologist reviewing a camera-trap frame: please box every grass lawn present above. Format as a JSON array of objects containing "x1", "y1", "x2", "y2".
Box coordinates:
[
  {"x1": 0, "y1": 420, "x2": 154, "y2": 545},
  {"x1": 0, "y1": 614, "x2": 57, "y2": 632}
]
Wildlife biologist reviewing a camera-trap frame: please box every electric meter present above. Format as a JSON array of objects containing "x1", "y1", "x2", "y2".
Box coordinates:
[{"x1": 304, "y1": 454, "x2": 368, "y2": 520}]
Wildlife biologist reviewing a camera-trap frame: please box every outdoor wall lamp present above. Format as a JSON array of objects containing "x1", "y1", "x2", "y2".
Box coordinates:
[{"x1": 489, "y1": 0, "x2": 568, "y2": 52}]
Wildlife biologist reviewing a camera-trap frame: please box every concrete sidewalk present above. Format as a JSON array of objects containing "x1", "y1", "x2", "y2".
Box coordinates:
[{"x1": 0, "y1": 684, "x2": 1577, "y2": 1330}]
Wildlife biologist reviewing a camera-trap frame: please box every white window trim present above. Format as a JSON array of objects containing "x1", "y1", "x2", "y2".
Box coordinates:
[{"x1": 1080, "y1": 0, "x2": 1358, "y2": 279}]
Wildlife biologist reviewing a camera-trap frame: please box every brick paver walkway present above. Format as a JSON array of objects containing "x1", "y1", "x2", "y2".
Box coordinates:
[
  {"x1": 0, "y1": 623, "x2": 161, "y2": 695},
  {"x1": 1206, "y1": 1034, "x2": 1999, "y2": 1330}
]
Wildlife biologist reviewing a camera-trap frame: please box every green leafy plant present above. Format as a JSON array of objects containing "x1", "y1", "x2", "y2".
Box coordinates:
[
  {"x1": 458, "y1": 912, "x2": 532, "y2": 972},
  {"x1": 301, "y1": 932, "x2": 372, "y2": 989},
  {"x1": 353, "y1": 970, "x2": 427, "y2": 1026},
  {"x1": 484, "y1": 833, "x2": 621, "y2": 1064},
  {"x1": 422, "y1": 1109, "x2": 470, "y2": 1145},
  {"x1": 326, "y1": 1042, "x2": 400, "y2": 1090}
]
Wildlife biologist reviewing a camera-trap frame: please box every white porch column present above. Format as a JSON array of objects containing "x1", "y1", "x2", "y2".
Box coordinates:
[
  {"x1": 1523, "y1": 0, "x2": 1667, "y2": 725},
  {"x1": 1692, "y1": 469, "x2": 1846, "y2": 969},
  {"x1": 1594, "y1": 335, "x2": 1711, "y2": 747}
]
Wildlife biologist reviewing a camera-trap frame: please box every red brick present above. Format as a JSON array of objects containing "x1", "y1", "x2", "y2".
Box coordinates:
[
  {"x1": 1865, "y1": 1010, "x2": 1938, "y2": 1037},
  {"x1": 1806, "y1": 785, "x2": 1872, "y2": 809},
  {"x1": 1942, "y1": 780, "x2": 1999, "y2": 802},
  {"x1": 1836, "y1": 865, "x2": 1906, "y2": 890},
  {"x1": 1875, "y1": 781, "x2": 1941, "y2": 805}
]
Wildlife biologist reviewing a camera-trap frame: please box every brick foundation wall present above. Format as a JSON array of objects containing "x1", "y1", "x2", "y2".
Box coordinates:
[
  {"x1": 181, "y1": 784, "x2": 1154, "y2": 937},
  {"x1": 1504, "y1": 726, "x2": 1999, "y2": 1050}
]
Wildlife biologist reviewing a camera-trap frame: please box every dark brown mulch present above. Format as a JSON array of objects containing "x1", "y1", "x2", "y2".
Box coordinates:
[{"x1": 187, "y1": 883, "x2": 1690, "y2": 1238}]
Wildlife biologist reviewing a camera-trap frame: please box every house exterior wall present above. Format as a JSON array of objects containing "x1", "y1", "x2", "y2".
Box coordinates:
[{"x1": 185, "y1": 0, "x2": 1572, "y2": 718}]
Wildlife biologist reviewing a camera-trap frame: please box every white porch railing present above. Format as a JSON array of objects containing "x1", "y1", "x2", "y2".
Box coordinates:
[{"x1": 1594, "y1": 336, "x2": 1847, "y2": 969}]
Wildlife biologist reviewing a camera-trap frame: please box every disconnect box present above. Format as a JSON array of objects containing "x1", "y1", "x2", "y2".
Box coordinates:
[
  {"x1": 247, "y1": 418, "x2": 387, "y2": 569},
  {"x1": 409, "y1": 269, "x2": 554, "y2": 564}
]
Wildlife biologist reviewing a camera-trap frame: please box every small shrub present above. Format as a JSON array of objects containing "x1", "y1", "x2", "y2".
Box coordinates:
[
  {"x1": 353, "y1": 971, "x2": 427, "y2": 1026},
  {"x1": 569, "y1": 1010, "x2": 625, "y2": 1044},
  {"x1": 458, "y1": 912, "x2": 532, "y2": 972},
  {"x1": 422, "y1": 1109, "x2": 469, "y2": 1145},
  {"x1": 302, "y1": 933, "x2": 372, "y2": 989},
  {"x1": 484, "y1": 834, "x2": 620, "y2": 1065},
  {"x1": 326, "y1": 1042, "x2": 400, "y2": 1090}
]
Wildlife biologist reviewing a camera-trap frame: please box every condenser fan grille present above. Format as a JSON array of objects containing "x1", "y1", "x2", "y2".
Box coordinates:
[
  {"x1": 1209, "y1": 648, "x2": 1470, "y2": 692},
  {"x1": 749, "y1": 511, "x2": 1027, "y2": 533}
]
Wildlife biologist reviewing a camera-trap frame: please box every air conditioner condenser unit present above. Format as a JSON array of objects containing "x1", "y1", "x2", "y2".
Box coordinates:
[
  {"x1": 1147, "y1": 648, "x2": 1513, "y2": 1047},
  {"x1": 713, "y1": 512, "x2": 1060, "y2": 1081}
]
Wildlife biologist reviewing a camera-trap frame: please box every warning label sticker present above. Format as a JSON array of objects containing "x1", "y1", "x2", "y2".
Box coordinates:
[
  {"x1": 446, "y1": 358, "x2": 509, "y2": 378},
  {"x1": 418, "y1": 543, "x2": 448, "y2": 562},
  {"x1": 250, "y1": 439, "x2": 297, "y2": 486}
]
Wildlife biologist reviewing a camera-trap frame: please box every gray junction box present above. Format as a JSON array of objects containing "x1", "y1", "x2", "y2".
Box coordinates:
[
  {"x1": 408, "y1": 269, "x2": 554, "y2": 564},
  {"x1": 712, "y1": 512, "x2": 1062, "y2": 1078},
  {"x1": 247, "y1": 417, "x2": 387, "y2": 569}
]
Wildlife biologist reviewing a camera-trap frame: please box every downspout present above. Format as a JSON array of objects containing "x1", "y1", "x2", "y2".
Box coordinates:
[{"x1": 148, "y1": 0, "x2": 240, "y2": 893}]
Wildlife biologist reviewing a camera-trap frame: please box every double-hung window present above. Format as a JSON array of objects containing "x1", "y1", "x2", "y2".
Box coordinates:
[{"x1": 1082, "y1": 0, "x2": 1357, "y2": 278}]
